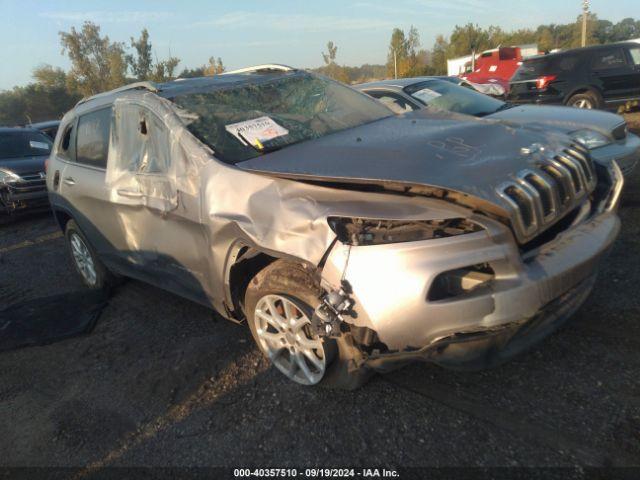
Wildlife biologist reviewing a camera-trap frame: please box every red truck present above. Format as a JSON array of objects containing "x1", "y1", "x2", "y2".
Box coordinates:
[{"x1": 461, "y1": 47, "x2": 528, "y2": 96}]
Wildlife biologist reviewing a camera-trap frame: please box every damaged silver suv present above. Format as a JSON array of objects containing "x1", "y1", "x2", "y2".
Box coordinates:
[{"x1": 47, "y1": 65, "x2": 623, "y2": 388}]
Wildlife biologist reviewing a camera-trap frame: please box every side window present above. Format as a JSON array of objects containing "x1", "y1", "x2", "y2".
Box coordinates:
[
  {"x1": 56, "y1": 123, "x2": 75, "y2": 160},
  {"x1": 628, "y1": 46, "x2": 640, "y2": 66},
  {"x1": 591, "y1": 49, "x2": 627, "y2": 70},
  {"x1": 115, "y1": 104, "x2": 171, "y2": 175},
  {"x1": 366, "y1": 91, "x2": 417, "y2": 114},
  {"x1": 76, "y1": 108, "x2": 111, "y2": 169}
]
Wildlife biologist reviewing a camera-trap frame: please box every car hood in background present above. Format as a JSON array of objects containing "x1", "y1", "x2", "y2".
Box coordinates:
[
  {"x1": 237, "y1": 109, "x2": 570, "y2": 212},
  {"x1": 489, "y1": 104, "x2": 624, "y2": 137},
  {"x1": 0, "y1": 155, "x2": 48, "y2": 176}
]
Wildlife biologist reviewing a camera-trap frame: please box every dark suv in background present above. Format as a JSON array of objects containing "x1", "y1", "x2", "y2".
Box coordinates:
[{"x1": 508, "y1": 42, "x2": 640, "y2": 110}]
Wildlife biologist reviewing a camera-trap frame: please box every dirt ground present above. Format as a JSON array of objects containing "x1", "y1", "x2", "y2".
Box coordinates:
[{"x1": 0, "y1": 140, "x2": 639, "y2": 473}]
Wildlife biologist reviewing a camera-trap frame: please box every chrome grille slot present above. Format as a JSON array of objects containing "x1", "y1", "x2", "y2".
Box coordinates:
[
  {"x1": 522, "y1": 172, "x2": 555, "y2": 220},
  {"x1": 540, "y1": 164, "x2": 571, "y2": 205},
  {"x1": 553, "y1": 155, "x2": 583, "y2": 194},
  {"x1": 498, "y1": 182, "x2": 537, "y2": 236},
  {"x1": 564, "y1": 146, "x2": 595, "y2": 187}
]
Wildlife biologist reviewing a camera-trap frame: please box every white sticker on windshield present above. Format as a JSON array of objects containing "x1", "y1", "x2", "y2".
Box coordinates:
[
  {"x1": 29, "y1": 140, "x2": 50, "y2": 150},
  {"x1": 225, "y1": 116, "x2": 288, "y2": 149},
  {"x1": 412, "y1": 88, "x2": 442, "y2": 103}
]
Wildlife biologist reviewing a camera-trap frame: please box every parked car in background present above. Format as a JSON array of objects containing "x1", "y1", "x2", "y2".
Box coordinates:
[
  {"x1": 440, "y1": 75, "x2": 506, "y2": 98},
  {"x1": 355, "y1": 76, "x2": 639, "y2": 177},
  {"x1": 0, "y1": 127, "x2": 51, "y2": 214},
  {"x1": 508, "y1": 42, "x2": 640, "y2": 110},
  {"x1": 48, "y1": 66, "x2": 622, "y2": 388},
  {"x1": 29, "y1": 120, "x2": 61, "y2": 140}
]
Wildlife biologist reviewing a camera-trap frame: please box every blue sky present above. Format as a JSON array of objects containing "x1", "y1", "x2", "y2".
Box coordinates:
[{"x1": 1, "y1": 0, "x2": 638, "y2": 90}]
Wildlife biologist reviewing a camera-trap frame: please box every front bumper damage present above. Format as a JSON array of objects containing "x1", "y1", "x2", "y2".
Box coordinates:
[
  {"x1": 0, "y1": 183, "x2": 49, "y2": 214},
  {"x1": 321, "y1": 206, "x2": 620, "y2": 372}
]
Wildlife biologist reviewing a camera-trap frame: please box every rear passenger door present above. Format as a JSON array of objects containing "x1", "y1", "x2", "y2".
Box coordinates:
[
  {"x1": 590, "y1": 47, "x2": 637, "y2": 104},
  {"x1": 55, "y1": 106, "x2": 127, "y2": 262}
]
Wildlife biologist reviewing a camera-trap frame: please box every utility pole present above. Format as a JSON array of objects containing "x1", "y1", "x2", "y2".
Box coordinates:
[
  {"x1": 581, "y1": 0, "x2": 590, "y2": 47},
  {"x1": 393, "y1": 49, "x2": 398, "y2": 79}
]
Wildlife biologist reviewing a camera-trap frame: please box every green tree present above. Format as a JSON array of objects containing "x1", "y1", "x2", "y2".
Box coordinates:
[
  {"x1": 320, "y1": 41, "x2": 349, "y2": 83},
  {"x1": 322, "y1": 41, "x2": 338, "y2": 65},
  {"x1": 204, "y1": 57, "x2": 225, "y2": 76},
  {"x1": 0, "y1": 66, "x2": 81, "y2": 125},
  {"x1": 126, "y1": 29, "x2": 181, "y2": 82},
  {"x1": 127, "y1": 28, "x2": 153, "y2": 80},
  {"x1": 151, "y1": 56, "x2": 180, "y2": 82},
  {"x1": 386, "y1": 28, "x2": 408, "y2": 77},
  {"x1": 431, "y1": 34, "x2": 449, "y2": 75},
  {"x1": 59, "y1": 21, "x2": 128, "y2": 96}
]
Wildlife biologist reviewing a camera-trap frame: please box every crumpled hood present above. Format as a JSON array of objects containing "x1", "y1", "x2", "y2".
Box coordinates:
[
  {"x1": 490, "y1": 104, "x2": 625, "y2": 138},
  {"x1": 237, "y1": 109, "x2": 570, "y2": 213}
]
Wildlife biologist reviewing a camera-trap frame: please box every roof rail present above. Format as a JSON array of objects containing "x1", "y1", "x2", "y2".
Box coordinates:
[
  {"x1": 222, "y1": 64, "x2": 295, "y2": 75},
  {"x1": 75, "y1": 81, "x2": 160, "y2": 107}
]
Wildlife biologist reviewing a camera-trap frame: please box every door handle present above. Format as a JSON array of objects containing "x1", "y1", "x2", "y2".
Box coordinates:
[
  {"x1": 63, "y1": 176, "x2": 75, "y2": 186},
  {"x1": 117, "y1": 188, "x2": 143, "y2": 198}
]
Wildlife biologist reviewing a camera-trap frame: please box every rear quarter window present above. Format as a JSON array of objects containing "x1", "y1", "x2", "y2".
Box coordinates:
[
  {"x1": 515, "y1": 54, "x2": 579, "y2": 79},
  {"x1": 591, "y1": 48, "x2": 627, "y2": 70},
  {"x1": 75, "y1": 108, "x2": 111, "y2": 169}
]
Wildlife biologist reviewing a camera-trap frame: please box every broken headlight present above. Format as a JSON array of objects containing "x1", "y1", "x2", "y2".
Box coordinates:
[
  {"x1": 327, "y1": 217, "x2": 483, "y2": 246},
  {"x1": 0, "y1": 169, "x2": 21, "y2": 185},
  {"x1": 571, "y1": 129, "x2": 611, "y2": 150}
]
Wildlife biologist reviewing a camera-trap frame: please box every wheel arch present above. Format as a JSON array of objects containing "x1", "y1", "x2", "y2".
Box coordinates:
[
  {"x1": 563, "y1": 85, "x2": 603, "y2": 105},
  {"x1": 53, "y1": 207, "x2": 73, "y2": 232},
  {"x1": 223, "y1": 242, "x2": 280, "y2": 321}
]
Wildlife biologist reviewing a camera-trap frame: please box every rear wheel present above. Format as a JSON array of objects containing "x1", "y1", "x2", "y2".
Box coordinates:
[
  {"x1": 65, "y1": 220, "x2": 115, "y2": 290},
  {"x1": 566, "y1": 91, "x2": 600, "y2": 109}
]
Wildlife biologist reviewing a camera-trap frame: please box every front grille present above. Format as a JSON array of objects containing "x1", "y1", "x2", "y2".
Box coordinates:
[
  {"x1": 497, "y1": 143, "x2": 596, "y2": 243},
  {"x1": 4, "y1": 171, "x2": 46, "y2": 194}
]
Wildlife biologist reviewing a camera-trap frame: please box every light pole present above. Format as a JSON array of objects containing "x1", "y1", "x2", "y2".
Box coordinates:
[
  {"x1": 581, "y1": 0, "x2": 590, "y2": 47},
  {"x1": 393, "y1": 48, "x2": 398, "y2": 79}
]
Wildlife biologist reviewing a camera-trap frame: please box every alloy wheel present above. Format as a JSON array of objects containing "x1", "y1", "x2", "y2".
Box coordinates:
[
  {"x1": 572, "y1": 98, "x2": 593, "y2": 109},
  {"x1": 70, "y1": 233, "x2": 97, "y2": 286},
  {"x1": 253, "y1": 294, "x2": 327, "y2": 385}
]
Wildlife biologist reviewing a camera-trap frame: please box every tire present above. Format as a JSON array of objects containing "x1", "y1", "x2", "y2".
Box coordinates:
[
  {"x1": 65, "y1": 220, "x2": 115, "y2": 290},
  {"x1": 245, "y1": 260, "x2": 370, "y2": 388},
  {"x1": 566, "y1": 91, "x2": 601, "y2": 110}
]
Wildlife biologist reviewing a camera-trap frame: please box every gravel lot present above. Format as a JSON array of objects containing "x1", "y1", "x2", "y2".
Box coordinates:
[{"x1": 0, "y1": 143, "x2": 639, "y2": 473}]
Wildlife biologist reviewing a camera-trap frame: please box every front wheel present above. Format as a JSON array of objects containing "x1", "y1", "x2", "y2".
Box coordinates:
[{"x1": 244, "y1": 260, "x2": 337, "y2": 386}]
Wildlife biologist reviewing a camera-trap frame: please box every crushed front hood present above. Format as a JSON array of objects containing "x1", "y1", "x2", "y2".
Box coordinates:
[{"x1": 237, "y1": 109, "x2": 569, "y2": 216}]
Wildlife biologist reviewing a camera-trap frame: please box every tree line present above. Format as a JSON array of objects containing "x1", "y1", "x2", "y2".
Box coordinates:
[
  {"x1": 2, "y1": 15, "x2": 639, "y2": 126},
  {"x1": 0, "y1": 22, "x2": 226, "y2": 126},
  {"x1": 318, "y1": 15, "x2": 640, "y2": 81}
]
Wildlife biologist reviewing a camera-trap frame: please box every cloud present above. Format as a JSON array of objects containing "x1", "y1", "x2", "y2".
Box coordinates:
[
  {"x1": 195, "y1": 12, "x2": 395, "y2": 32},
  {"x1": 39, "y1": 11, "x2": 172, "y2": 23}
]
